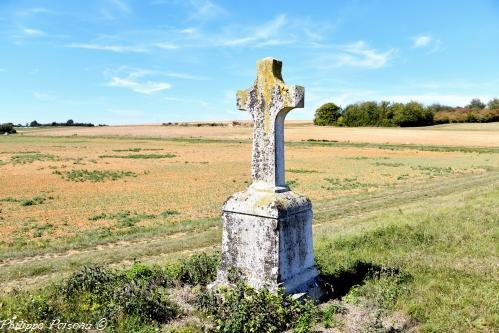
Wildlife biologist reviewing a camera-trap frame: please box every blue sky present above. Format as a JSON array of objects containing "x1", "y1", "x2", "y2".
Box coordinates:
[{"x1": 1, "y1": 0, "x2": 499, "y2": 124}]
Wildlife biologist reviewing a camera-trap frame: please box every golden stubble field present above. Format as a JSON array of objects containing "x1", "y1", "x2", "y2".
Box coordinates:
[
  {"x1": 20, "y1": 121, "x2": 499, "y2": 146},
  {"x1": 1, "y1": 124, "x2": 498, "y2": 246},
  {"x1": 0, "y1": 123, "x2": 498, "y2": 291}
]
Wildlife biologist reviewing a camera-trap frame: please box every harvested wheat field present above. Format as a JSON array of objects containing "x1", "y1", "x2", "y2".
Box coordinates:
[{"x1": 20, "y1": 121, "x2": 499, "y2": 147}]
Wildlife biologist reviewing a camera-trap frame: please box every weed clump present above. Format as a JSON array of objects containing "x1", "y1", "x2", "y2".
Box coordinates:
[
  {"x1": 2, "y1": 265, "x2": 180, "y2": 332},
  {"x1": 89, "y1": 209, "x2": 180, "y2": 227},
  {"x1": 323, "y1": 177, "x2": 373, "y2": 191},
  {"x1": 53, "y1": 169, "x2": 137, "y2": 182},
  {"x1": 1, "y1": 195, "x2": 53, "y2": 206},
  {"x1": 21, "y1": 196, "x2": 47, "y2": 206},
  {"x1": 195, "y1": 279, "x2": 319, "y2": 333},
  {"x1": 11, "y1": 153, "x2": 57, "y2": 164},
  {"x1": 411, "y1": 165, "x2": 454, "y2": 177},
  {"x1": 167, "y1": 252, "x2": 219, "y2": 286},
  {"x1": 99, "y1": 153, "x2": 176, "y2": 159}
]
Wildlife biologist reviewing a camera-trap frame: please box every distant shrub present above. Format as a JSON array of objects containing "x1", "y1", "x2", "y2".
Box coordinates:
[
  {"x1": 314, "y1": 103, "x2": 342, "y2": 126},
  {"x1": 0, "y1": 123, "x2": 16, "y2": 134},
  {"x1": 434, "y1": 108, "x2": 499, "y2": 124}
]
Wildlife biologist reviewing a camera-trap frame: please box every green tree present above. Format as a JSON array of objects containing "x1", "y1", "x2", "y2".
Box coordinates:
[
  {"x1": 0, "y1": 123, "x2": 16, "y2": 134},
  {"x1": 487, "y1": 98, "x2": 499, "y2": 110},
  {"x1": 466, "y1": 98, "x2": 485, "y2": 110},
  {"x1": 343, "y1": 101, "x2": 394, "y2": 127},
  {"x1": 30, "y1": 120, "x2": 40, "y2": 127},
  {"x1": 66, "y1": 119, "x2": 74, "y2": 126},
  {"x1": 393, "y1": 101, "x2": 433, "y2": 127},
  {"x1": 313, "y1": 103, "x2": 342, "y2": 126},
  {"x1": 427, "y1": 103, "x2": 455, "y2": 113}
]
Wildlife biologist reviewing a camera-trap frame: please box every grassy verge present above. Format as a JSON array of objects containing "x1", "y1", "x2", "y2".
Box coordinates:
[{"x1": 315, "y1": 186, "x2": 498, "y2": 332}]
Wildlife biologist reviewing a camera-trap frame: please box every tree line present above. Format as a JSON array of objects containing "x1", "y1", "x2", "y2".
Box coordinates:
[
  {"x1": 27, "y1": 119, "x2": 99, "y2": 127},
  {"x1": 0, "y1": 119, "x2": 108, "y2": 135},
  {"x1": 314, "y1": 98, "x2": 499, "y2": 127}
]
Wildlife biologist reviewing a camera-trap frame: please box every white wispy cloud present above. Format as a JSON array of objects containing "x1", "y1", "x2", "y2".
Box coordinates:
[
  {"x1": 67, "y1": 39, "x2": 180, "y2": 53},
  {"x1": 67, "y1": 43, "x2": 148, "y2": 53},
  {"x1": 413, "y1": 35, "x2": 432, "y2": 48},
  {"x1": 314, "y1": 41, "x2": 396, "y2": 70},
  {"x1": 32, "y1": 91, "x2": 56, "y2": 102},
  {"x1": 149, "y1": 0, "x2": 226, "y2": 21},
  {"x1": 109, "y1": 77, "x2": 171, "y2": 95},
  {"x1": 338, "y1": 41, "x2": 396, "y2": 68},
  {"x1": 165, "y1": 72, "x2": 209, "y2": 80},
  {"x1": 154, "y1": 42, "x2": 179, "y2": 50},
  {"x1": 412, "y1": 34, "x2": 442, "y2": 54},
  {"x1": 106, "y1": 69, "x2": 172, "y2": 95},
  {"x1": 219, "y1": 14, "x2": 287, "y2": 46},
  {"x1": 99, "y1": 0, "x2": 131, "y2": 20},
  {"x1": 179, "y1": 28, "x2": 197, "y2": 35},
  {"x1": 16, "y1": 7, "x2": 57, "y2": 17},
  {"x1": 109, "y1": 0, "x2": 131, "y2": 13},
  {"x1": 189, "y1": 0, "x2": 226, "y2": 20},
  {"x1": 22, "y1": 27, "x2": 45, "y2": 36}
]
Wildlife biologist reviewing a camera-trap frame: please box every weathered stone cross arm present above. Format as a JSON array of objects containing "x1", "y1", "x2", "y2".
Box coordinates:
[{"x1": 236, "y1": 57, "x2": 304, "y2": 192}]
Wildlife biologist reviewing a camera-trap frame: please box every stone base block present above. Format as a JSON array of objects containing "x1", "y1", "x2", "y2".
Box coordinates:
[{"x1": 216, "y1": 188, "x2": 319, "y2": 294}]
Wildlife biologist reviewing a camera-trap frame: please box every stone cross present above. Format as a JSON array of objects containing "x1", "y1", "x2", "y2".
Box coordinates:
[
  {"x1": 237, "y1": 57, "x2": 304, "y2": 192},
  {"x1": 216, "y1": 57, "x2": 320, "y2": 297}
]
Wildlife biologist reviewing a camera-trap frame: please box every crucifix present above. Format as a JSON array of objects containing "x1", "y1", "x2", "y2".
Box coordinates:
[
  {"x1": 236, "y1": 57, "x2": 304, "y2": 192},
  {"x1": 216, "y1": 57, "x2": 321, "y2": 298}
]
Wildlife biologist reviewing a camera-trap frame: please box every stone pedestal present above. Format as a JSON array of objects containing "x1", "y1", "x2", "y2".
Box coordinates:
[{"x1": 217, "y1": 185, "x2": 318, "y2": 293}]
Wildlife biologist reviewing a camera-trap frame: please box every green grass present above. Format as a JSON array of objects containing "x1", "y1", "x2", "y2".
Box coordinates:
[
  {"x1": 286, "y1": 168, "x2": 320, "y2": 174},
  {"x1": 411, "y1": 165, "x2": 454, "y2": 177},
  {"x1": 323, "y1": 177, "x2": 374, "y2": 191},
  {"x1": 99, "y1": 153, "x2": 176, "y2": 159},
  {"x1": 112, "y1": 148, "x2": 164, "y2": 152},
  {"x1": 10, "y1": 153, "x2": 58, "y2": 164},
  {"x1": 298, "y1": 139, "x2": 499, "y2": 154},
  {"x1": 53, "y1": 169, "x2": 137, "y2": 182},
  {"x1": 1, "y1": 195, "x2": 53, "y2": 206},
  {"x1": 371, "y1": 161, "x2": 404, "y2": 167},
  {"x1": 0, "y1": 197, "x2": 20, "y2": 203},
  {"x1": 32, "y1": 223, "x2": 54, "y2": 238},
  {"x1": 89, "y1": 210, "x2": 180, "y2": 227},
  {"x1": 315, "y1": 186, "x2": 499, "y2": 332},
  {"x1": 21, "y1": 196, "x2": 47, "y2": 206},
  {"x1": 90, "y1": 211, "x2": 157, "y2": 227},
  {"x1": 159, "y1": 210, "x2": 180, "y2": 218}
]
